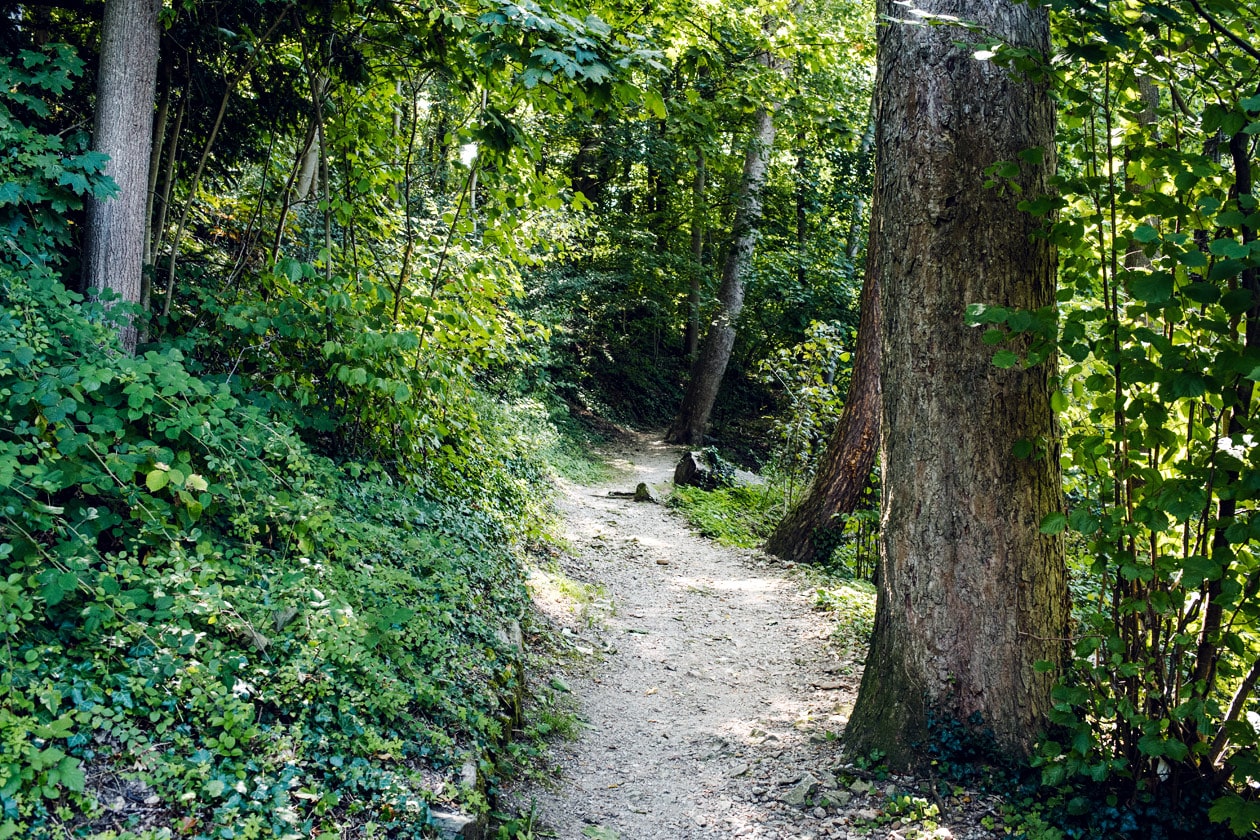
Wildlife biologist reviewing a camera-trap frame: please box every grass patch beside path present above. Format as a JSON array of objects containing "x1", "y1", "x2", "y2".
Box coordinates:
[{"x1": 667, "y1": 483, "x2": 785, "y2": 548}]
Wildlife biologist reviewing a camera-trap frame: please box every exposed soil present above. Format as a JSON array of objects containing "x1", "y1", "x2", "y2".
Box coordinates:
[{"x1": 506, "y1": 431, "x2": 1007, "y2": 840}]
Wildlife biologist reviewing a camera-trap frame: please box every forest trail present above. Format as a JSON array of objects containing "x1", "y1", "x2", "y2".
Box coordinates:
[{"x1": 506, "y1": 432, "x2": 894, "y2": 840}]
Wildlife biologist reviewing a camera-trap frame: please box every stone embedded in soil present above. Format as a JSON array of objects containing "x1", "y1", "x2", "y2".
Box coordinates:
[
  {"x1": 783, "y1": 773, "x2": 821, "y2": 806},
  {"x1": 634, "y1": 482, "x2": 661, "y2": 503},
  {"x1": 430, "y1": 808, "x2": 480, "y2": 839}
]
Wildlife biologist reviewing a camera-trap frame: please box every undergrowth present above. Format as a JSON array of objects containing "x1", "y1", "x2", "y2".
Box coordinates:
[
  {"x1": 812, "y1": 578, "x2": 876, "y2": 663},
  {"x1": 667, "y1": 483, "x2": 784, "y2": 548},
  {"x1": 0, "y1": 268, "x2": 575, "y2": 838},
  {"x1": 521, "y1": 403, "x2": 614, "y2": 486}
]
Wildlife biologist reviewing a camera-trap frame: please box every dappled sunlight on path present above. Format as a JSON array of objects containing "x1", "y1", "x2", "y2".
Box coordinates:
[{"x1": 506, "y1": 433, "x2": 864, "y2": 839}]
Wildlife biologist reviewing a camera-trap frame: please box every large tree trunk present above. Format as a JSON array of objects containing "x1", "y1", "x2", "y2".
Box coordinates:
[
  {"x1": 666, "y1": 107, "x2": 775, "y2": 445},
  {"x1": 764, "y1": 247, "x2": 880, "y2": 563},
  {"x1": 83, "y1": 0, "x2": 161, "y2": 353},
  {"x1": 845, "y1": 0, "x2": 1068, "y2": 766}
]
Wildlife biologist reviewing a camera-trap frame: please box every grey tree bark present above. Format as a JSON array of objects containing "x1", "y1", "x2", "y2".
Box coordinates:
[
  {"x1": 83, "y1": 0, "x2": 161, "y2": 353},
  {"x1": 666, "y1": 107, "x2": 775, "y2": 445},
  {"x1": 845, "y1": 0, "x2": 1068, "y2": 766}
]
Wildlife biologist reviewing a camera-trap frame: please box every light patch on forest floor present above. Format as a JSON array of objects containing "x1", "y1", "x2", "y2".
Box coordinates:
[{"x1": 504, "y1": 430, "x2": 1011, "y2": 840}]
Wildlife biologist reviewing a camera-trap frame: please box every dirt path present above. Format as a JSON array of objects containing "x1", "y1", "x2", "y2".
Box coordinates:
[{"x1": 508, "y1": 432, "x2": 993, "y2": 840}]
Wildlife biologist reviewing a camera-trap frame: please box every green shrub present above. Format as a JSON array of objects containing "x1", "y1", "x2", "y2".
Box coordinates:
[{"x1": 0, "y1": 267, "x2": 536, "y2": 838}]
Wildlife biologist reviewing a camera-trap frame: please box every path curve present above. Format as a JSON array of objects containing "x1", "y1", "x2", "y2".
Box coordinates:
[
  {"x1": 508, "y1": 431, "x2": 1000, "y2": 840},
  {"x1": 510, "y1": 432, "x2": 863, "y2": 840}
]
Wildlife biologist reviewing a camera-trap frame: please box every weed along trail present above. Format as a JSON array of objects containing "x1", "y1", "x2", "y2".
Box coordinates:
[{"x1": 500, "y1": 433, "x2": 890, "y2": 840}]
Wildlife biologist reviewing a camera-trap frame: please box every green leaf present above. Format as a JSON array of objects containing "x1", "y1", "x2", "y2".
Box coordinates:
[
  {"x1": 1181, "y1": 282, "x2": 1219, "y2": 304},
  {"x1": 1018, "y1": 195, "x2": 1054, "y2": 216},
  {"x1": 1050, "y1": 391, "x2": 1068, "y2": 412},
  {"x1": 1167, "y1": 372, "x2": 1207, "y2": 399},
  {"x1": 642, "y1": 88, "x2": 666, "y2": 119},
  {"x1": 1039, "y1": 512, "x2": 1068, "y2": 534},
  {"x1": 1130, "y1": 273, "x2": 1173, "y2": 303},
  {"x1": 1209, "y1": 238, "x2": 1248, "y2": 259},
  {"x1": 1209, "y1": 259, "x2": 1246, "y2": 283},
  {"x1": 1177, "y1": 249, "x2": 1208, "y2": 268},
  {"x1": 1209, "y1": 794, "x2": 1260, "y2": 836},
  {"x1": 57, "y1": 756, "x2": 85, "y2": 793},
  {"x1": 1174, "y1": 170, "x2": 1199, "y2": 191},
  {"x1": 1069, "y1": 508, "x2": 1099, "y2": 535},
  {"x1": 992, "y1": 349, "x2": 1019, "y2": 369},
  {"x1": 1132, "y1": 224, "x2": 1159, "y2": 243},
  {"x1": 1181, "y1": 555, "x2": 1222, "y2": 588},
  {"x1": 146, "y1": 469, "x2": 170, "y2": 492},
  {"x1": 1221, "y1": 288, "x2": 1255, "y2": 315}
]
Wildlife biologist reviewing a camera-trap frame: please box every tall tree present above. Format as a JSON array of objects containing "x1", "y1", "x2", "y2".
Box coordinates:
[
  {"x1": 845, "y1": 0, "x2": 1068, "y2": 765},
  {"x1": 666, "y1": 105, "x2": 775, "y2": 444},
  {"x1": 82, "y1": 0, "x2": 161, "y2": 353}
]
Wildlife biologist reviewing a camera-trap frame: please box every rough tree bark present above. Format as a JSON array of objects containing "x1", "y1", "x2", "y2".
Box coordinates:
[
  {"x1": 82, "y1": 0, "x2": 161, "y2": 353},
  {"x1": 763, "y1": 245, "x2": 880, "y2": 563},
  {"x1": 666, "y1": 107, "x2": 775, "y2": 445},
  {"x1": 845, "y1": 0, "x2": 1068, "y2": 766}
]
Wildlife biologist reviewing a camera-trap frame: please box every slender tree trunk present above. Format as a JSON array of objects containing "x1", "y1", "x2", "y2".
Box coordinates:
[
  {"x1": 142, "y1": 64, "x2": 170, "y2": 272},
  {"x1": 295, "y1": 120, "x2": 320, "y2": 201},
  {"x1": 270, "y1": 118, "x2": 318, "y2": 265},
  {"x1": 571, "y1": 128, "x2": 604, "y2": 205},
  {"x1": 83, "y1": 0, "x2": 161, "y2": 353},
  {"x1": 139, "y1": 64, "x2": 169, "y2": 327},
  {"x1": 794, "y1": 135, "x2": 808, "y2": 288},
  {"x1": 666, "y1": 107, "x2": 775, "y2": 445},
  {"x1": 685, "y1": 148, "x2": 706, "y2": 360},
  {"x1": 160, "y1": 5, "x2": 291, "y2": 314},
  {"x1": 845, "y1": 0, "x2": 1068, "y2": 766},
  {"x1": 150, "y1": 82, "x2": 184, "y2": 266},
  {"x1": 764, "y1": 245, "x2": 881, "y2": 563}
]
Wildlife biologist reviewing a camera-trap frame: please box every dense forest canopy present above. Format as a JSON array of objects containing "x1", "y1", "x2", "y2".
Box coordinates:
[{"x1": 1, "y1": 0, "x2": 1259, "y2": 836}]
